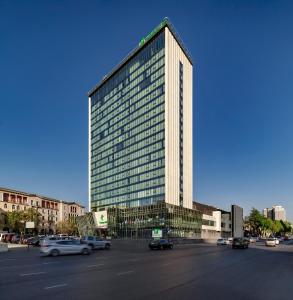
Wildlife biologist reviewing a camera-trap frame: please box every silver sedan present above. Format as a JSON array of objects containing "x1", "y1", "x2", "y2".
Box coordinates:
[{"x1": 40, "y1": 240, "x2": 91, "y2": 256}]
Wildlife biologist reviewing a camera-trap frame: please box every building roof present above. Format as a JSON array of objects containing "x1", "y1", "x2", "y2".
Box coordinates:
[
  {"x1": 0, "y1": 187, "x2": 85, "y2": 208},
  {"x1": 88, "y1": 17, "x2": 193, "y2": 97},
  {"x1": 193, "y1": 201, "x2": 230, "y2": 216}
]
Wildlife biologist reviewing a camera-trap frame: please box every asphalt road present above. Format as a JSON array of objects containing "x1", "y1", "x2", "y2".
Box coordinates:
[{"x1": 0, "y1": 241, "x2": 293, "y2": 300}]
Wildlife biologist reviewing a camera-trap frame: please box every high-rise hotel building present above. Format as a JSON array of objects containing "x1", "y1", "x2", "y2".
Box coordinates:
[{"x1": 88, "y1": 18, "x2": 193, "y2": 212}]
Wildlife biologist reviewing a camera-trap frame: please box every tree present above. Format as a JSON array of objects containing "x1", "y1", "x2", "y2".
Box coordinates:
[
  {"x1": 0, "y1": 209, "x2": 8, "y2": 231},
  {"x1": 271, "y1": 220, "x2": 283, "y2": 235},
  {"x1": 23, "y1": 208, "x2": 41, "y2": 228},
  {"x1": 6, "y1": 211, "x2": 24, "y2": 233},
  {"x1": 6, "y1": 208, "x2": 41, "y2": 233},
  {"x1": 248, "y1": 208, "x2": 263, "y2": 236},
  {"x1": 259, "y1": 217, "x2": 273, "y2": 237},
  {"x1": 280, "y1": 220, "x2": 293, "y2": 234},
  {"x1": 56, "y1": 220, "x2": 78, "y2": 235}
]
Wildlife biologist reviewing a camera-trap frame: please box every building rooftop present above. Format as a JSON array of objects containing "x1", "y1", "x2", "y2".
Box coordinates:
[
  {"x1": 193, "y1": 201, "x2": 230, "y2": 216},
  {"x1": 88, "y1": 17, "x2": 193, "y2": 97},
  {"x1": 0, "y1": 187, "x2": 85, "y2": 208}
]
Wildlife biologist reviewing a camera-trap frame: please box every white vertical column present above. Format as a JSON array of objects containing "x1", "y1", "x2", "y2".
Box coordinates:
[
  {"x1": 164, "y1": 27, "x2": 193, "y2": 209},
  {"x1": 88, "y1": 97, "x2": 92, "y2": 212}
]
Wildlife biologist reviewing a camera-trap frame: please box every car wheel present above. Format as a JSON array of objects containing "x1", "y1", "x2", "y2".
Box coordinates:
[
  {"x1": 169, "y1": 245, "x2": 173, "y2": 249},
  {"x1": 51, "y1": 249, "x2": 59, "y2": 257},
  {"x1": 89, "y1": 244, "x2": 94, "y2": 250},
  {"x1": 82, "y1": 248, "x2": 90, "y2": 255},
  {"x1": 105, "y1": 243, "x2": 110, "y2": 250}
]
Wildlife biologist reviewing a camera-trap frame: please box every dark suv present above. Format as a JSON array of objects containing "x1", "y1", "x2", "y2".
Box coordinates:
[
  {"x1": 149, "y1": 239, "x2": 173, "y2": 250},
  {"x1": 232, "y1": 238, "x2": 249, "y2": 249}
]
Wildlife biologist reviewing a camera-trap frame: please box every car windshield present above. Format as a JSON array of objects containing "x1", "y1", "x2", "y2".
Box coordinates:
[{"x1": 267, "y1": 238, "x2": 275, "y2": 241}]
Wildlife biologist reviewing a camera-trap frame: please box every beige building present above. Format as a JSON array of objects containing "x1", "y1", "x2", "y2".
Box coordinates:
[
  {"x1": 0, "y1": 187, "x2": 85, "y2": 233},
  {"x1": 263, "y1": 205, "x2": 286, "y2": 221}
]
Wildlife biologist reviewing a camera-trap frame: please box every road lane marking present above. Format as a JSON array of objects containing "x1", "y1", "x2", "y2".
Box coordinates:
[
  {"x1": 0, "y1": 259, "x2": 16, "y2": 262},
  {"x1": 129, "y1": 258, "x2": 140, "y2": 262},
  {"x1": 44, "y1": 283, "x2": 67, "y2": 290},
  {"x1": 20, "y1": 271, "x2": 46, "y2": 276},
  {"x1": 162, "y1": 263, "x2": 171, "y2": 266},
  {"x1": 42, "y1": 262, "x2": 57, "y2": 265},
  {"x1": 117, "y1": 270, "x2": 134, "y2": 276},
  {"x1": 87, "y1": 263, "x2": 105, "y2": 268}
]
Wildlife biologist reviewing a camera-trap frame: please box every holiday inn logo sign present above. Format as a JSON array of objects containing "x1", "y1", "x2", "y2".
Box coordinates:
[{"x1": 94, "y1": 211, "x2": 108, "y2": 229}]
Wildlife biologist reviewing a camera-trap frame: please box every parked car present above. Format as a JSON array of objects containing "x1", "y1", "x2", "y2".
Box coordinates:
[
  {"x1": 249, "y1": 237, "x2": 257, "y2": 243},
  {"x1": 228, "y1": 237, "x2": 233, "y2": 244},
  {"x1": 40, "y1": 240, "x2": 91, "y2": 257},
  {"x1": 81, "y1": 236, "x2": 111, "y2": 250},
  {"x1": 11, "y1": 235, "x2": 21, "y2": 244},
  {"x1": 21, "y1": 235, "x2": 33, "y2": 244},
  {"x1": 26, "y1": 236, "x2": 40, "y2": 246},
  {"x1": 0, "y1": 233, "x2": 15, "y2": 243},
  {"x1": 266, "y1": 238, "x2": 277, "y2": 247},
  {"x1": 217, "y1": 238, "x2": 229, "y2": 245},
  {"x1": 232, "y1": 238, "x2": 249, "y2": 249},
  {"x1": 149, "y1": 239, "x2": 173, "y2": 250}
]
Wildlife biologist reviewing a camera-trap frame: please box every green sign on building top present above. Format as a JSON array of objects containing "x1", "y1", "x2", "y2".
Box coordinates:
[{"x1": 139, "y1": 18, "x2": 168, "y2": 47}]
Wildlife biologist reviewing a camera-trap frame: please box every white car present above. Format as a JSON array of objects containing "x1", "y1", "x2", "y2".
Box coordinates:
[
  {"x1": 81, "y1": 236, "x2": 111, "y2": 250},
  {"x1": 40, "y1": 240, "x2": 91, "y2": 256},
  {"x1": 265, "y1": 238, "x2": 277, "y2": 247},
  {"x1": 274, "y1": 238, "x2": 280, "y2": 245},
  {"x1": 217, "y1": 238, "x2": 229, "y2": 245}
]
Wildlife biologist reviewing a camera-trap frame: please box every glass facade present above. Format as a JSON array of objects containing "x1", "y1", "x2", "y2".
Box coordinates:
[
  {"x1": 76, "y1": 202, "x2": 202, "y2": 239},
  {"x1": 90, "y1": 31, "x2": 165, "y2": 211},
  {"x1": 107, "y1": 202, "x2": 202, "y2": 239}
]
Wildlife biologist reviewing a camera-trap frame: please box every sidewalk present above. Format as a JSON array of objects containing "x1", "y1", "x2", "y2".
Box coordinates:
[{"x1": 7, "y1": 243, "x2": 28, "y2": 249}]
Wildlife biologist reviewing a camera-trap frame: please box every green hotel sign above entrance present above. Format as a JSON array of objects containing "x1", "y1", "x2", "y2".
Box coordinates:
[
  {"x1": 152, "y1": 228, "x2": 162, "y2": 239},
  {"x1": 139, "y1": 18, "x2": 168, "y2": 47}
]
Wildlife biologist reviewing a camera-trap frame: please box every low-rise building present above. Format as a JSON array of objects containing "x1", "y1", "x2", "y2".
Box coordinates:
[
  {"x1": 193, "y1": 202, "x2": 232, "y2": 239},
  {"x1": 0, "y1": 187, "x2": 85, "y2": 234}
]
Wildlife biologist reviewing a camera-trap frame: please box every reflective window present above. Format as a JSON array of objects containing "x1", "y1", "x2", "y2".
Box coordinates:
[{"x1": 91, "y1": 32, "x2": 165, "y2": 209}]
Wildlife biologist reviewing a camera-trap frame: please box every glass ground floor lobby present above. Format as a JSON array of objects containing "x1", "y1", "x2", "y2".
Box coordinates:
[{"x1": 77, "y1": 202, "x2": 202, "y2": 239}]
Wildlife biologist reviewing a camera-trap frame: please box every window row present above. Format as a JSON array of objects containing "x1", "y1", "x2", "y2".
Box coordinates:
[
  {"x1": 91, "y1": 71, "x2": 164, "y2": 136},
  {"x1": 91, "y1": 143, "x2": 164, "y2": 173},
  {"x1": 92, "y1": 141, "x2": 164, "y2": 176},
  {"x1": 92, "y1": 128, "x2": 164, "y2": 163},
  {"x1": 91, "y1": 94, "x2": 164, "y2": 150},
  {"x1": 92, "y1": 156, "x2": 164, "y2": 183},
  {"x1": 91, "y1": 51, "x2": 164, "y2": 118},
  {"x1": 92, "y1": 185, "x2": 165, "y2": 203},
  {"x1": 92, "y1": 177, "x2": 164, "y2": 200},
  {"x1": 91, "y1": 157, "x2": 164, "y2": 184},
  {"x1": 92, "y1": 43, "x2": 165, "y2": 109},
  {"x1": 91, "y1": 164, "x2": 164, "y2": 190},
  {"x1": 92, "y1": 111, "x2": 164, "y2": 157}
]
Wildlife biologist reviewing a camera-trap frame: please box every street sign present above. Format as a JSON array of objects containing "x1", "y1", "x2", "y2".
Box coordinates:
[
  {"x1": 25, "y1": 221, "x2": 35, "y2": 229},
  {"x1": 152, "y1": 228, "x2": 162, "y2": 238}
]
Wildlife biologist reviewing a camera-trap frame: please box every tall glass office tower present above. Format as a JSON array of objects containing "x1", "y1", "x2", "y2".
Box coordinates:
[{"x1": 88, "y1": 18, "x2": 193, "y2": 213}]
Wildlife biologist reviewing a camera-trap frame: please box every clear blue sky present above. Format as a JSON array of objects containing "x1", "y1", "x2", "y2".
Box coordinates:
[{"x1": 1, "y1": 0, "x2": 293, "y2": 220}]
